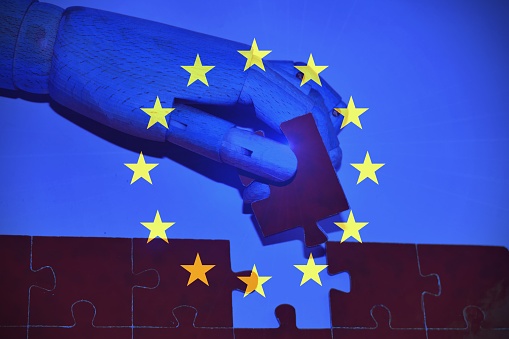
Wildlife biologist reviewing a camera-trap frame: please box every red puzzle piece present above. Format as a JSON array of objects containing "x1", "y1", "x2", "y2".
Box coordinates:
[
  {"x1": 234, "y1": 304, "x2": 332, "y2": 339},
  {"x1": 327, "y1": 242, "x2": 437, "y2": 329},
  {"x1": 133, "y1": 238, "x2": 248, "y2": 328},
  {"x1": 332, "y1": 306, "x2": 427, "y2": 339},
  {"x1": 28, "y1": 301, "x2": 131, "y2": 339},
  {"x1": 0, "y1": 327, "x2": 27, "y2": 339},
  {"x1": 427, "y1": 306, "x2": 509, "y2": 338},
  {"x1": 248, "y1": 113, "x2": 348, "y2": 247},
  {"x1": 418, "y1": 244, "x2": 509, "y2": 329},
  {"x1": 0, "y1": 236, "x2": 54, "y2": 327},
  {"x1": 29, "y1": 236, "x2": 157, "y2": 326},
  {"x1": 134, "y1": 306, "x2": 234, "y2": 339}
]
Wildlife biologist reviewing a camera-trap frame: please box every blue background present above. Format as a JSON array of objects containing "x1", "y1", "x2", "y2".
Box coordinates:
[{"x1": 1, "y1": 0, "x2": 508, "y2": 329}]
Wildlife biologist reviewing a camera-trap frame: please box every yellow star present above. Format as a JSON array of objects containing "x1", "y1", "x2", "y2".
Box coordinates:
[
  {"x1": 181, "y1": 253, "x2": 215, "y2": 286},
  {"x1": 294, "y1": 54, "x2": 328, "y2": 86},
  {"x1": 351, "y1": 151, "x2": 385, "y2": 184},
  {"x1": 140, "y1": 96, "x2": 174, "y2": 129},
  {"x1": 181, "y1": 54, "x2": 215, "y2": 86},
  {"x1": 334, "y1": 96, "x2": 369, "y2": 129},
  {"x1": 293, "y1": 253, "x2": 328, "y2": 286},
  {"x1": 140, "y1": 210, "x2": 175, "y2": 244},
  {"x1": 237, "y1": 38, "x2": 272, "y2": 71},
  {"x1": 124, "y1": 152, "x2": 158, "y2": 184},
  {"x1": 334, "y1": 211, "x2": 368, "y2": 243},
  {"x1": 237, "y1": 264, "x2": 271, "y2": 297}
]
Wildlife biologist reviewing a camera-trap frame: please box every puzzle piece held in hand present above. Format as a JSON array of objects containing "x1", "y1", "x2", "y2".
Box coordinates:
[
  {"x1": 418, "y1": 244, "x2": 509, "y2": 330},
  {"x1": 245, "y1": 113, "x2": 349, "y2": 247},
  {"x1": 234, "y1": 304, "x2": 332, "y2": 339},
  {"x1": 134, "y1": 305, "x2": 235, "y2": 339},
  {"x1": 133, "y1": 238, "x2": 248, "y2": 328},
  {"x1": 327, "y1": 242, "x2": 438, "y2": 329},
  {"x1": 0, "y1": 235, "x2": 54, "y2": 327}
]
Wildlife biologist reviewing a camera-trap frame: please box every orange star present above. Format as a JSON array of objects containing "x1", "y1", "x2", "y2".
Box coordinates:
[
  {"x1": 237, "y1": 265, "x2": 271, "y2": 297},
  {"x1": 181, "y1": 253, "x2": 215, "y2": 286}
]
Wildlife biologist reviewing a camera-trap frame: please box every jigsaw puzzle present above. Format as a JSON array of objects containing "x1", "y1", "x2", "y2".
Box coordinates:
[
  {"x1": 29, "y1": 236, "x2": 157, "y2": 327},
  {"x1": 243, "y1": 113, "x2": 349, "y2": 247},
  {"x1": 426, "y1": 307, "x2": 509, "y2": 339},
  {"x1": 326, "y1": 241, "x2": 509, "y2": 338},
  {"x1": 332, "y1": 306, "x2": 427, "y2": 338},
  {"x1": 326, "y1": 241, "x2": 438, "y2": 329},
  {"x1": 417, "y1": 244, "x2": 509, "y2": 330},
  {"x1": 132, "y1": 238, "x2": 249, "y2": 328},
  {"x1": 0, "y1": 236, "x2": 54, "y2": 328},
  {"x1": 28, "y1": 301, "x2": 131, "y2": 339},
  {"x1": 1, "y1": 235, "x2": 508, "y2": 339},
  {"x1": 234, "y1": 304, "x2": 332, "y2": 339},
  {"x1": 134, "y1": 305, "x2": 235, "y2": 339}
]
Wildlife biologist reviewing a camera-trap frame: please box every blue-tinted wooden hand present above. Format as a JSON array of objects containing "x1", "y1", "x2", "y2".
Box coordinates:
[{"x1": 0, "y1": 0, "x2": 345, "y2": 191}]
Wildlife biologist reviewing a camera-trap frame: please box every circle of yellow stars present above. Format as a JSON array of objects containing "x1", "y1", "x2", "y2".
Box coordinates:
[{"x1": 120, "y1": 38, "x2": 386, "y2": 297}]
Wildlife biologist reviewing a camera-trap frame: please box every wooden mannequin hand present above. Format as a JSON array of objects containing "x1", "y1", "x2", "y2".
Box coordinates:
[{"x1": 0, "y1": 0, "x2": 345, "y2": 187}]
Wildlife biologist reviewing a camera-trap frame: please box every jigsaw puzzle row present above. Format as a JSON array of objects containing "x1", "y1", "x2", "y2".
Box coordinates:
[{"x1": 0, "y1": 235, "x2": 508, "y2": 338}]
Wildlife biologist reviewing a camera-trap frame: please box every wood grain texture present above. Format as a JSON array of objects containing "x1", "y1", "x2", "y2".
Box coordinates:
[
  {"x1": 1, "y1": 2, "x2": 348, "y2": 180},
  {"x1": 0, "y1": 0, "x2": 36, "y2": 90},
  {"x1": 13, "y1": 2, "x2": 63, "y2": 94},
  {"x1": 44, "y1": 5, "x2": 303, "y2": 179},
  {"x1": 168, "y1": 103, "x2": 297, "y2": 181},
  {"x1": 240, "y1": 64, "x2": 340, "y2": 155},
  {"x1": 220, "y1": 127, "x2": 297, "y2": 182},
  {"x1": 168, "y1": 103, "x2": 234, "y2": 162},
  {"x1": 49, "y1": 6, "x2": 249, "y2": 142}
]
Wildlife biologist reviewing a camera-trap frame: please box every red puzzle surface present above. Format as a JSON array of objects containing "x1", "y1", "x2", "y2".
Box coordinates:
[
  {"x1": 234, "y1": 304, "x2": 332, "y2": 339},
  {"x1": 327, "y1": 242, "x2": 438, "y2": 329},
  {"x1": 132, "y1": 238, "x2": 248, "y2": 328},
  {"x1": 1, "y1": 235, "x2": 508, "y2": 339},
  {"x1": 417, "y1": 244, "x2": 509, "y2": 330}
]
